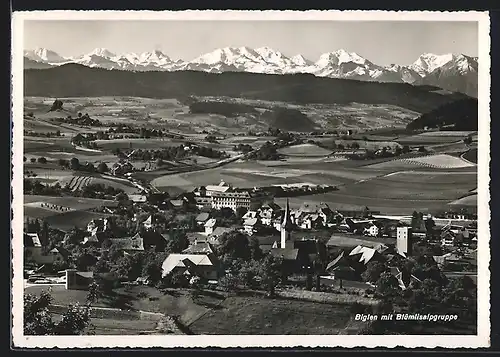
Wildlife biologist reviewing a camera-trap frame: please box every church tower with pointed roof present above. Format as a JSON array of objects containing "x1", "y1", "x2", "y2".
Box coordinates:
[{"x1": 280, "y1": 198, "x2": 294, "y2": 248}]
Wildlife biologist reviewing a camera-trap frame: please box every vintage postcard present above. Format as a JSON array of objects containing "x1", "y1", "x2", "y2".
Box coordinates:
[{"x1": 11, "y1": 10, "x2": 490, "y2": 348}]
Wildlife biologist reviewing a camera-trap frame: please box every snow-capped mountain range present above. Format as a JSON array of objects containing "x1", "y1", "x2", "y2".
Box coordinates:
[{"x1": 23, "y1": 46, "x2": 479, "y2": 96}]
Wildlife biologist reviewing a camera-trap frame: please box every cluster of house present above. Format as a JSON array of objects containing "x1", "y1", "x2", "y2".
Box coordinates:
[
  {"x1": 24, "y1": 182, "x2": 478, "y2": 292},
  {"x1": 439, "y1": 222, "x2": 477, "y2": 248},
  {"x1": 24, "y1": 232, "x2": 69, "y2": 265}
]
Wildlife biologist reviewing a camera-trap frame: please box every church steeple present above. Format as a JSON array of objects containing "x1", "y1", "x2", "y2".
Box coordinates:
[{"x1": 280, "y1": 199, "x2": 293, "y2": 248}]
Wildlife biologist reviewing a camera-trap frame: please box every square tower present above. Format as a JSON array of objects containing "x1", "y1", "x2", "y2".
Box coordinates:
[{"x1": 396, "y1": 226, "x2": 412, "y2": 256}]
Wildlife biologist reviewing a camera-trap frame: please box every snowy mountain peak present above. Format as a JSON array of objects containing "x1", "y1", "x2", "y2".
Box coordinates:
[
  {"x1": 89, "y1": 48, "x2": 116, "y2": 58},
  {"x1": 291, "y1": 54, "x2": 313, "y2": 66},
  {"x1": 192, "y1": 47, "x2": 233, "y2": 64},
  {"x1": 335, "y1": 49, "x2": 367, "y2": 64},
  {"x1": 139, "y1": 50, "x2": 171, "y2": 63},
  {"x1": 255, "y1": 46, "x2": 286, "y2": 58},
  {"x1": 22, "y1": 46, "x2": 478, "y2": 96},
  {"x1": 255, "y1": 46, "x2": 276, "y2": 54},
  {"x1": 316, "y1": 49, "x2": 368, "y2": 67},
  {"x1": 410, "y1": 53, "x2": 454, "y2": 76},
  {"x1": 25, "y1": 48, "x2": 66, "y2": 63}
]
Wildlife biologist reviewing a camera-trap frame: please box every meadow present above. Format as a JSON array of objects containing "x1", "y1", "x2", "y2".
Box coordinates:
[
  {"x1": 448, "y1": 194, "x2": 477, "y2": 209},
  {"x1": 395, "y1": 132, "x2": 473, "y2": 145},
  {"x1": 189, "y1": 294, "x2": 352, "y2": 335},
  {"x1": 25, "y1": 283, "x2": 358, "y2": 335},
  {"x1": 147, "y1": 152, "x2": 476, "y2": 215},
  {"x1": 278, "y1": 143, "x2": 333, "y2": 157},
  {"x1": 24, "y1": 194, "x2": 117, "y2": 230}
]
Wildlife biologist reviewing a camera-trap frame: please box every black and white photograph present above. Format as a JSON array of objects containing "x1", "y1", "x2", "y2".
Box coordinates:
[{"x1": 11, "y1": 10, "x2": 490, "y2": 348}]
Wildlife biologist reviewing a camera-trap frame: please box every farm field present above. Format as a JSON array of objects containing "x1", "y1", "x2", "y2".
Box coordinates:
[
  {"x1": 189, "y1": 295, "x2": 352, "y2": 335},
  {"x1": 412, "y1": 131, "x2": 477, "y2": 137},
  {"x1": 462, "y1": 148, "x2": 478, "y2": 164},
  {"x1": 364, "y1": 154, "x2": 476, "y2": 170},
  {"x1": 24, "y1": 165, "x2": 71, "y2": 184},
  {"x1": 332, "y1": 139, "x2": 402, "y2": 151},
  {"x1": 340, "y1": 172, "x2": 476, "y2": 201},
  {"x1": 275, "y1": 168, "x2": 476, "y2": 214},
  {"x1": 147, "y1": 151, "x2": 477, "y2": 215},
  {"x1": 24, "y1": 208, "x2": 112, "y2": 231},
  {"x1": 277, "y1": 193, "x2": 454, "y2": 215},
  {"x1": 149, "y1": 159, "x2": 384, "y2": 191},
  {"x1": 25, "y1": 96, "x2": 422, "y2": 135},
  {"x1": 56, "y1": 173, "x2": 140, "y2": 194},
  {"x1": 94, "y1": 138, "x2": 186, "y2": 151},
  {"x1": 426, "y1": 141, "x2": 470, "y2": 154},
  {"x1": 395, "y1": 132, "x2": 472, "y2": 145},
  {"x1": 278, "y1": 143, "x2": 333, "y2": 157},
  {"x1": 25, "y1": 284, "x2": 360, "y2": 335},
  {"x1": 23, "y1": 194, "x2": 117, "y2": 230},
  {"x1": 23, "y1": 95, "x2": 478, "y2": 220},
  {"x1": 448, "y1": 194, "x2": 477, "y2": 208},
  {"x1": 24, "y1": 194, "x2": 117, "y2": 208}
]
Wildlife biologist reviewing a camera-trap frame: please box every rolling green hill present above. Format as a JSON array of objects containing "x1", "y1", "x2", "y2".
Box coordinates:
[{"x1": 406, "y1": 98, "x2": 478, "y2": 131}]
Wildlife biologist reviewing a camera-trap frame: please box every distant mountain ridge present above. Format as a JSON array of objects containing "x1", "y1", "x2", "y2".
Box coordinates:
[
  {"x1": 23, "y1": 46, "x2": 478, "y2": 97},
  {"x1": 24, "y1": 63, "x2": 468, "y2": 115}
]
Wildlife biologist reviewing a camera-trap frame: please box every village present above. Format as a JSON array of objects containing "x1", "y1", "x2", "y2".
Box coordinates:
[{"x1": 24, "y1": 178, "x2": 477, "y2": 299}]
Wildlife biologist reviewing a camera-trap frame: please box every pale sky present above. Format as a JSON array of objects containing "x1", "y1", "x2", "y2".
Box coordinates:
[{"x1": 23, "y1": 20, "x2": 478, "y2": 66}]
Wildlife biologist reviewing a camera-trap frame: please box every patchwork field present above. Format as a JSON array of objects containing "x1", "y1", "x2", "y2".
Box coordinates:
[
  {"x1": 147, "y1": 151, "x2": 477, "y2": 215},
  {"x1": 25, "y1": 96, "x2": 423, "y2": 135},
  {"x1": 364, "y1": 154, "x2": 476, "y2": 170},
  {"x1": 23, "y1": 95, "x2": 477, "y2": 219},
  {"x1": 274, "y1": 167, "x2": 476, "y2": 215},
  {"x1": 56, "y1": 174, "x2": 140, "y2": 194},
  {"x1": 150, "y1": 158, "x2": 383, "y2": 191}
]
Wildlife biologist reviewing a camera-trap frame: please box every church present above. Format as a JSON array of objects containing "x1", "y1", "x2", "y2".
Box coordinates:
[{"x1": 270, "y1": 199, "x2": 327, "y2": 277}]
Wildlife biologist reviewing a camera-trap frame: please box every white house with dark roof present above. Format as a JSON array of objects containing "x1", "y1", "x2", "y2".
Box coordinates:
[
  {"x1": 204, "y1": 218, "x2": 217, "y2": 235},
  {"x1": 242, "y1": 210, "x2": 258, "y2": 220},
  {"x1": 195, "y1": 212, "x2": 210, "y2": 226},
  {"x1": 243, "y1": 217, "x2": 259, "y2": 236},
  {"x1": 161, "y1": 253, "x2": 220, "y2": 280},
  {"x1": 142, "y1": 215, "x2": 153, "y2": 230}
]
